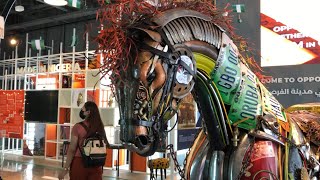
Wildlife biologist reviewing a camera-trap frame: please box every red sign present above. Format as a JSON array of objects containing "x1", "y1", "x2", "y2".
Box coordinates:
[
  {"x1": 261, "y1": 1, "x2": 320, "y2": 66},
  {"x1": 0, "y1": 90, "x2": 25, "y2": 138}
]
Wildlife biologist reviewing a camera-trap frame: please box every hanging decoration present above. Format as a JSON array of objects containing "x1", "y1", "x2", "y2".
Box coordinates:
[
  {"x1": 232, "y1": 1, "x2": 245, "y2": 23},
  {"x1": 31, "y1": 39, "x2": 45, "y2": 50},
  {"x1": 67, "y1": 0, "x2": 81, "y2": 9}
]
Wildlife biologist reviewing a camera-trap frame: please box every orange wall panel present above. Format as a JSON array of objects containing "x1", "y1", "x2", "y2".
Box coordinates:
[
  {"x1": 0, "y1": 90, "x2": 25, "y2": 139},
  {"x1": 130, "y1": 152, "x2": 147, "y2": 172},
  {"x1": 46, "y1": 142, "x2": 57, "y2": 157},
  {"x1": 105, "y1": 148, "x2": 113, "y2": 167}
]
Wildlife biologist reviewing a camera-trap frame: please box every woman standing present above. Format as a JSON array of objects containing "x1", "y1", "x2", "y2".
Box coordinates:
[{"x1": 58, "y1": 101, "x2": 109, "y2": 180}]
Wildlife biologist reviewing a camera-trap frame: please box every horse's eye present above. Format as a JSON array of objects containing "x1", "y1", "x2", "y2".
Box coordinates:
[
  {"x1": 132, "y1": 65, "x2": 140, "y2": 79},
  {"x1": 147, "y1": 70, "x2": 156, "y2": 83}
]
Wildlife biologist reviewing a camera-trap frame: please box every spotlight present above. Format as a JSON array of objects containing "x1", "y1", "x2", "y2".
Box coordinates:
[
  {"x1": 10, "y1": 38, "x2": 17, "y2": 46},
  {"x1": 44, "y1": 0, "x2": 67, "y2": 6}
]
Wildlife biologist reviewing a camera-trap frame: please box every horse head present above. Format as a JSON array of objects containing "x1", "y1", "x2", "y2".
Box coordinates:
[
  {"x1": 104, "y1": 4, "x2": 235, "y2": 156},
  {"x1": 114, "y1": 16, "x2": 199, "y2": 156}
]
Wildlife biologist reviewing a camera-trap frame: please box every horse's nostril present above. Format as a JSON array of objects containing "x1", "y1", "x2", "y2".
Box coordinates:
[{"x1": 136, "y1": 135, "x2": 149, "y2": 148}]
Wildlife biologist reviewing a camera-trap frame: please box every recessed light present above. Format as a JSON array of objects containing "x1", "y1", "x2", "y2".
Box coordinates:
[
  {"x1": 15, "y1": 5, "x2": 24, "y2": 12},
  {"x1": 44, "y1": 0, "x2": 67, "y2": 6}
]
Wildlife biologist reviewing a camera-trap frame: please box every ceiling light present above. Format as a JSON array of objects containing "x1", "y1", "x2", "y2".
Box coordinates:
[
  {"x1": 15, "y1": 5, "x2": 24, "y2": 12},
  {"x1": 44, "y1": 0, "x2": 68, "y2": 6}
]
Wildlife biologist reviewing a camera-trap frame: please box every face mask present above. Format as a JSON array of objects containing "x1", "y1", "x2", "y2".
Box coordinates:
[{"x1": 79, "y1": 110, "x2": 86, "y2": 119}]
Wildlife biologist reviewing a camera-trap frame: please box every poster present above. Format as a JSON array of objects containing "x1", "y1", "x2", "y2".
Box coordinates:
[
  {"x1": 260, "y1": 0, "x2": 320, "y2": 107},
  {"x1": 0, "y1": 90, "x2": 25, "y2": 138},
  {"x1": 177, "y1": 128, "x2": 199, "y2": 150},
  {"x1": 36, "y1": 74, "x2": 59, "y2": 90},
  {"x1": 178, "y1": 93, "x2": 196, "y2": 129},
  {"x1": 72, "y1": 89, "x2": 85, "y2": 107}
]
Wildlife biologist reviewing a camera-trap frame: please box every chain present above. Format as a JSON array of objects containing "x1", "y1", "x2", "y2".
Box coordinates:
[
  {"x1": 166, "y1": 128, "x2": 202, "y2": 180},
  {"x1": 167, "y1": 144, "x2": 186, "y2": 180}
]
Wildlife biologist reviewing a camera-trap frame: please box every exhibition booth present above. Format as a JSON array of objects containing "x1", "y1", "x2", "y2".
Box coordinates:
[{"x1": 0, "y1": 41, "x2": 147, "y2": 172}]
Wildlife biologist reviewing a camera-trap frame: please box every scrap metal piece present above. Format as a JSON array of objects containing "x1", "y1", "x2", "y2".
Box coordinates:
[
  {"x1": 201, "y1": 20, "x2": 209, "y2": 43},
  {"x1": 207, "y1": 21, "x2": 216, "y2": 46},
  {"x1": 212, "y1": 24, "x2": 219, "y2": 47},
  {"x1": 204, "y1": 22, "x2": 213, "y2": 44},
  {"x1": 164, "y1": 23, "x2": 179, "y2": 44},
  {"x1": 228, "y1": 134, "x2": 251, "y2": 180},
  {"x1": 205, "y1": 21, "x2": 213, "y2": 45},
  {"x1": 188, "y1": 18, "x2": 200, "y2": 40},
  {"x1": 168, "y1": 21, "x2": 184, "y2": 43},
  {"x1": 192, "y1": 17, "x2": 203, "y2": 41},
  {"x1": 152, "y1": 8, "x2": 212, "y2": 28},
  {"x1": 207, "y1": 151, "x2": 225, "y2": 180},
  {"x1": 171, "y1": 20, "x2": 186, "y2": 42},
  {"x1": 189, "y1": 17, "x2": 203, "y2": 41},
  {"x1": 300, "y1": 167, "x2": 309, "y2": 180},
  {"x1": 177, "y1": 18, "x2": 193, "y2": 41},
  {"x1": 162, "y1": 26, "x2": 175, "y2": 45},
  {"x1": 193, "y1": 17, "x2": 205, "y2": 42},
  {"x1": 215, "y1": 25, "x2": 222, "y2": 49},
  {"x1": 261, "y1": 113, "x2": 280, "y2": 138},
  {"x1": 185, "y1": 17, "x2": 198, "y2": 39},
  {"x1": 290, "y1": 118, "x2": 307, "y2": 146},
  {"x1": 133, "y1": 28, "x2": 162, "y2": 42},
  {"x1": 248, "y1": 130, "x2": 285, "y2": 146}
]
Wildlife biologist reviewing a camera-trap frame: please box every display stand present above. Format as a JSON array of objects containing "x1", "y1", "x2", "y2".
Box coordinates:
[{"x1": 109, "y1": 144, "x2": 125, "y2": 177}]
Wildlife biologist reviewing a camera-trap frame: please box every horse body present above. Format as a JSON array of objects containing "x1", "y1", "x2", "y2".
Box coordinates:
[{"x1": 98, "y1": 3, "x2": 319, "y2": 179}]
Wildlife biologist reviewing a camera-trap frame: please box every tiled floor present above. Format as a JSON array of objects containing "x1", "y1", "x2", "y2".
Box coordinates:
[{"x1": 0, "y1": 154, "x2": 180, "y2": 180}]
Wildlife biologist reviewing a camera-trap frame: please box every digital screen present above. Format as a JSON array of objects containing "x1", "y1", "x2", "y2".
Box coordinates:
[
  {"x1": 24, "y1": 90, "x2": 59, "y2": 123},
  {"x1": 261, "y1": 0, "x2": 320, "y2": 67}
]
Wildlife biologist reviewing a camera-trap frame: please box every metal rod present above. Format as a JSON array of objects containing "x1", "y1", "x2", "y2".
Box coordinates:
[
  {"x1": 3, "y1": 0, "x2": 17, "y2": 23},
  {"x1": 14, "y1": 45, "x2": 18, "y2": 90}
]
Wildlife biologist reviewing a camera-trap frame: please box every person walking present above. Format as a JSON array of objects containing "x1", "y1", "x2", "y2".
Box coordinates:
[{"x1": 58, "y1": 101, "x2": 109, "y2": 180}]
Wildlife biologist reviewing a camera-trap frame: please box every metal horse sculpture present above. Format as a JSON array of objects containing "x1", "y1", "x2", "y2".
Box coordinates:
[{"x1": 96, "y1": 1, "x2": 319, "y2": 179}]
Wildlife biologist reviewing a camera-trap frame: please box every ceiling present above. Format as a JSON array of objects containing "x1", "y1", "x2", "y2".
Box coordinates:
[{"x1": 1, "y1": 0, "x2": 100, "y2": 35}]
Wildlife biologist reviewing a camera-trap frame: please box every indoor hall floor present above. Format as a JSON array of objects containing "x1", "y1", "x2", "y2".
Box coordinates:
[{"x1": 0, "y1": 154, "x2": 180, "y2": 180}]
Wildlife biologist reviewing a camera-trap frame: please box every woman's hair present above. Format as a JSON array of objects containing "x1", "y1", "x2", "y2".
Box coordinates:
[{"x1": 84, "y1": 101, "x2": 106, "y2": 139}]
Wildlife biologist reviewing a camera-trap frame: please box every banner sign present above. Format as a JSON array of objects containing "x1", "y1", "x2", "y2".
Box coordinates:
[
  {"x1": 261, "y1": 0, "x2": 320, "y2": 107},
  {"x1": 0, "y1": 90, "x2": 25, "y2": 138},
  {"x1": 0, "y1": 16, "x2": 4, "y2": 39},
  {"x1": 17, "y1": 62, "x2": 82, "y2": 74},
  {"x1": 261, "y1": 0, "x2": 320, "y2": 67}
]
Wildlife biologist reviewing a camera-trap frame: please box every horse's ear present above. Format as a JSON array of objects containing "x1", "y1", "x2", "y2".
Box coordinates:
[{"x1": 132, "y1": 28, "x2": 162, "y2": 42}]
